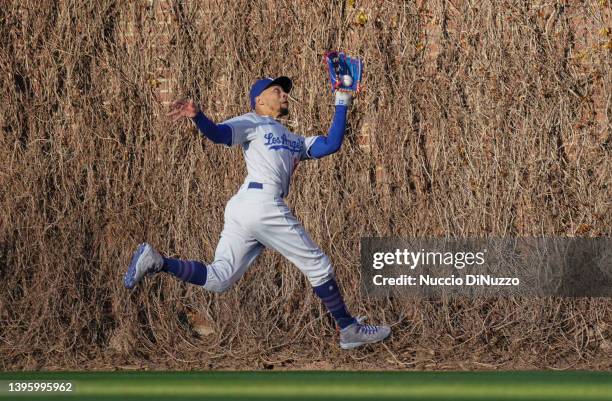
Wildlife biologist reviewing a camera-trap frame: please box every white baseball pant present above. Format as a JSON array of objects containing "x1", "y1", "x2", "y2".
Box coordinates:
[{"x1": 203, "y1": 183, "x2": 333, "y2": 293}]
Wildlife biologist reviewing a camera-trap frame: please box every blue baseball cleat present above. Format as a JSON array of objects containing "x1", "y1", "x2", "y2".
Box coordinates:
[
  {"x1": 339, "y1": 317, "x2": 391, "y2": 350},
  {"x1": 123, "y1": 243, "x2": 163, "y2": 289}
]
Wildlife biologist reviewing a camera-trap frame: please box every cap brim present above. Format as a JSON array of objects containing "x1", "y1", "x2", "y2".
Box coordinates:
[{"x1": 266, "y1": 76, "x2": 292, "y2": 94}]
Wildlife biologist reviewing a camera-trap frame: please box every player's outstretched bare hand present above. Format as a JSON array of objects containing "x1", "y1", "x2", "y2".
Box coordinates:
[{"x1": 167, "y1": 99, "x2": 199, "y2": 122}]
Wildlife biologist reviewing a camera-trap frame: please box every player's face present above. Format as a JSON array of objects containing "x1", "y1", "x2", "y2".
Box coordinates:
[{"x1": 257, "y1": 85, "x2": 289, "y2": 117}]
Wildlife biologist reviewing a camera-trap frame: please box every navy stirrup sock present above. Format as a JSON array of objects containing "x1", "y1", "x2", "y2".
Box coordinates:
[
  {"x1": 313, "y1": 278, "x2": 356, "y2": 329},
  {"x1": 162, "y1": 257, "x2": 207, "y2": 286}
]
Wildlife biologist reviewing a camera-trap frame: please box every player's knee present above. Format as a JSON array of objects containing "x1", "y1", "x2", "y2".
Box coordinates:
[
  {"x1": 202, "y1": 264, "x2": 235, "y2": 293},
  {"x1": 204, "y1": 277, "x2": 234, "y2": 293},
  {"x1": 306, "y1": 255, "x2": 334, "y2": 287},
  {"x1": 205, "y1": 281, "x2": 232, "y2": 293}
]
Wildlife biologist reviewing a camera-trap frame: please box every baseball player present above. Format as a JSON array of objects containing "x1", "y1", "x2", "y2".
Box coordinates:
[{"x1": 124, "y1": 72, "x2": 390, "y2": 349}]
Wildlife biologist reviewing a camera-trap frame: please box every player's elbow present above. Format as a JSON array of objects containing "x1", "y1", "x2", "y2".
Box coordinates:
[
  {"x1": 310, "y1": 138, "x2": 342, "y2": 158},
  {"x1": 328, "y1": 141, "x2": 342, "y2": 154},
  {"x1": 210, "y1": 135, "x2": 232, "y2": 146},
  {"x1": 319, "y1": 142, "x2": 342, "y2": 157}
]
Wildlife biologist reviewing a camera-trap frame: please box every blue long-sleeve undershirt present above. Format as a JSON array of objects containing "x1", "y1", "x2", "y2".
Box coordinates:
[
  {"x1": 192, "y1": 112, "x2": 232, "y2": 146},
  {"x1": 308, "y1": 105, "x2": 348, "y2": 159}
]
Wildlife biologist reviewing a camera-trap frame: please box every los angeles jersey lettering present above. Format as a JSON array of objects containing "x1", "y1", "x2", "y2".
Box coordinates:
[{"x1": 222, "y1": 112, "x2": 319, "y2": 197}]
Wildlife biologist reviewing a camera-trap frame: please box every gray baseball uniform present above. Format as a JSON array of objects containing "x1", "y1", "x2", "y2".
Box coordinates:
[{"x1": 203, "y1": 112, "x2": 332, "y2": 293}]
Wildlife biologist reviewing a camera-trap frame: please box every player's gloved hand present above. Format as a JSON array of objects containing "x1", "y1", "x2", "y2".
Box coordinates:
[
  {"x1": 323, "y1": 51, "x2": 363, "y2": 107},
  {"x1": 167, "y1": 99, "x2": 199, "y2": 122}
]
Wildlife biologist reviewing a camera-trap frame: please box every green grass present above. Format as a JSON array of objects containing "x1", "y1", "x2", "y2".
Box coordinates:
[{"x1": 1, "y1": 371, "x2": 611, "y2": 401}]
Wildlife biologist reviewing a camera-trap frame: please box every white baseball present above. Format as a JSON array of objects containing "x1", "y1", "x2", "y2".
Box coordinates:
[{"x1": 341, "y1": 75, "x2": 353, "y2": 87}]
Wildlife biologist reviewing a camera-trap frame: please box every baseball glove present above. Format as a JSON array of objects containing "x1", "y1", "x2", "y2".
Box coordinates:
[{"x1": 323, "y1": 51, "x2": 363, "y2": 94}]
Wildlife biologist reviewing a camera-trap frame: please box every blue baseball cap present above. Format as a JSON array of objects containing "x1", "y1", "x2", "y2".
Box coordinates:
[{"x1": 249, "y1": 76, "x2": 292, "y2": 109}]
